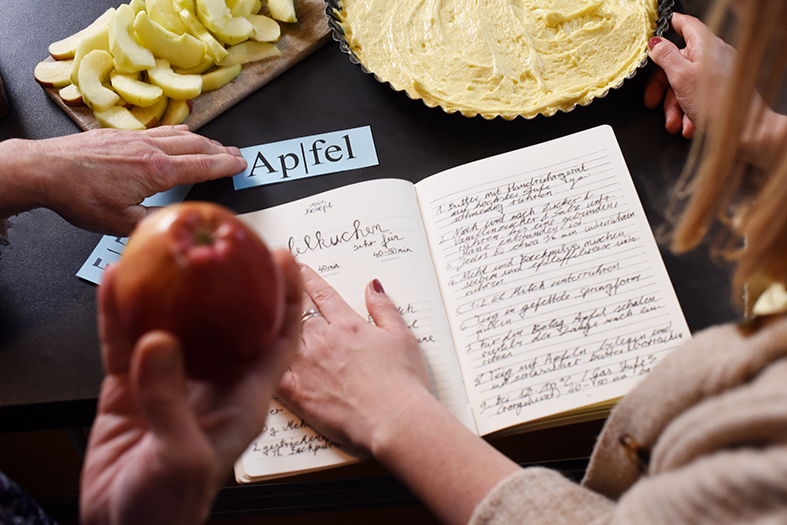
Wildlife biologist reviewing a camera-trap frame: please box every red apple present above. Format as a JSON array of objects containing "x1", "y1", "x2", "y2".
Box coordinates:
[{"x1": 111, "y1": 201, "x2": 284, "y2": 381}]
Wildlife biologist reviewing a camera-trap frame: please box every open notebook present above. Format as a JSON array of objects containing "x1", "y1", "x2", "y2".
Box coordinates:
[{"x1": 234, "y1": 125, "x2": 691, "y2": 482}]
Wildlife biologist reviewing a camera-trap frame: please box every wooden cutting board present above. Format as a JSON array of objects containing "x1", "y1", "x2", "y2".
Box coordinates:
[{"x1": 42, "y1": 0, "x2": 332, "y2": 132}]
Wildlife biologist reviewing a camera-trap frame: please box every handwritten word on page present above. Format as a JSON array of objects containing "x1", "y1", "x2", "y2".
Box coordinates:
[{"x1": 416, "y1": 125, "x2": 690, "y2": 435}]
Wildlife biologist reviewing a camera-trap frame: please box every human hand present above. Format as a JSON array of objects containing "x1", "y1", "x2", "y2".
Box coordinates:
[
  {"x1": 279, "y1": 266, "x2": 521, "y2": 525},
  {"x1": 277, "y1": 265, "x2": 431, "y2": 453},
  {"x1": 644, "y1": 13, "x2": 739, "y2": 138},
  {"x1": 0, "y1": 125, "x2": 246, "y2": 235},
  {"x1": 80, "y1": 248, "x2": 301, "y2": 525}
]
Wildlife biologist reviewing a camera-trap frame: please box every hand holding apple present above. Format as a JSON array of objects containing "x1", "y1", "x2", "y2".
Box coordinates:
[
  {"x1": 111, "y1": 201, "x2": 286, "y2": 381},
  {"x1": 81, "y1": 207, "x2": 303, "y2": 525}
]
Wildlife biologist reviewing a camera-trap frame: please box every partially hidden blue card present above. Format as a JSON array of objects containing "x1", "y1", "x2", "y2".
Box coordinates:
[{"x1": 76, "y1": 184, "x2": 192, "y2": 284}]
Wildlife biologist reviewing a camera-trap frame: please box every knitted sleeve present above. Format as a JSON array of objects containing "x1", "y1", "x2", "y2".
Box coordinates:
[{"x1": 469, "y1": 467, "x2": 613, "y2": 525}]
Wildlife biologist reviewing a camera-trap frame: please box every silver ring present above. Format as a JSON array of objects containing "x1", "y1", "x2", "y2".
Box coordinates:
[{"x1": 301, "y1": 308, "x2": 323, "y2": 323}]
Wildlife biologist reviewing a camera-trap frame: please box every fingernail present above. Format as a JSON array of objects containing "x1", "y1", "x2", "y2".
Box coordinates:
[
  {"x1": 372, "y1": 279, "x2": 385, "y2": 293},
  {"x1": 648, "y1": 37, "x2": 662, "y2": 50},
  {"x1": 173, "y1": 124, "x2": 189, "y2": 130},
  {"x1": 228, "y1": 146, "x2": 242, "y2": 156}
]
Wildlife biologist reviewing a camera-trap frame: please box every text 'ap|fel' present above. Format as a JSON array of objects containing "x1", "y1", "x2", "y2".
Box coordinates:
[{"x1": 233, "y1": 126, "x2": 379, "y2": 190}]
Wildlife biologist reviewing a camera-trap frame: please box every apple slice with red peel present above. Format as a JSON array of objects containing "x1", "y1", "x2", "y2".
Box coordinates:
[
  {"x1": 59, "y1": 84, "x2": 84, "y2": 106},
  {"x1": 131, "y1": 96, "x2": 169, "y2": 128},
  {"x1": 34, "y1": 60, "x2": 74, "y2": 88}
]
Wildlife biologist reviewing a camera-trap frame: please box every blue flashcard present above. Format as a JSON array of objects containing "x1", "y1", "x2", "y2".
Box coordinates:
[
  {"x1": 76, "y1": 184, "x2": 192, "y2": 284},
  {"x1": 233, "y1": 126, "x2": 379, "y2": 190}
]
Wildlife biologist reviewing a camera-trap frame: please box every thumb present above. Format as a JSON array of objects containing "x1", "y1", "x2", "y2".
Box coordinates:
[
  {"x1": 365, "y1": 279, "x2": 408, "y2": 332},
  {"x1": 131, "y1": 331, "x2": 204, "y2": 447},
  {"x1": 647, "y1": 36, "x2": 688, "y2": 79}
]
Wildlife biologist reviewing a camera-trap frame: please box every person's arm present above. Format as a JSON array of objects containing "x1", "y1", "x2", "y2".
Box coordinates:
[
  {"x1": 644, "y1": 13, "x2": 787, "y2": 167},
  {"x1": 0, "y1": 125, "x2": 246, "y2": 235},
  {"x1": 277, "y1": 265, "x2": 520, "y2": 525},
  {"x1": 368, "y1": 387, "x2": 522, "y2": 525}
]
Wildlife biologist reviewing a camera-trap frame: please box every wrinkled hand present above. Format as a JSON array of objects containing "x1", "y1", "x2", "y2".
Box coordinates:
[
  {"x1": 80, "y1": 249, "x2": 301, "y2": 525},
  {"x1": 277, "y1": 265, "x2": 430, "y2": 452},
  {"x1": 644, "y1": 13, "x2": 739, "y2": 138},
  {"x1": 0, "y1": 125, "x2": 246, "y2": 235}
]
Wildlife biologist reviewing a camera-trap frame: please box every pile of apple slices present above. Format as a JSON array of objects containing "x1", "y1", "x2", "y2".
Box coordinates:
[{"x1": 34, "y1": 0, "x2": 295, "y2": 129}]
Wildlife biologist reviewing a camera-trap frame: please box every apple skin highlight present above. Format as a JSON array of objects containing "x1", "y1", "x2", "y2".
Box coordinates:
[{"x1": 112, "y1": 202, "x2": 285, "y2": 381}]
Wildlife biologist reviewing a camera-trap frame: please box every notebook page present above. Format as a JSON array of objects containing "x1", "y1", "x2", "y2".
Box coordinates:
[
  {"x1": 415, "y1": 126, "x2": 691, "y2": 436},
  {"x1": 236, "y1": 178, "x2": 474, "y2": 480}
]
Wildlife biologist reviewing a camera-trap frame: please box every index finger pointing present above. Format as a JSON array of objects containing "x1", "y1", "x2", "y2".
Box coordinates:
[{"x1": 299, "y1": 264, "x2": 358, "y2": 323}]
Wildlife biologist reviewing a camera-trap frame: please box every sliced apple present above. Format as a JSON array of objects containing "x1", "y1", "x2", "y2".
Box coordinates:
[
  {"x1": 159, "y1": 98, "x2": 193, "y2": 126},
  {"x1": 129, "y1": 0, "x2": 146, "y2": 14},
  {"x1": 251, "y1": 0, "x2": 262, "y2": 14},
  {"x1": 172, "y1": 0, "x2": 198, "y2": 17},
  {"x1": 95, "y1": 105, "x2": 146, "y2": 130},
  {"x1": 147, "y1": 58, "x2": 203, "y2": 99},
  {"x1": 201, "y1": 64, "x2": 242, "y2": 91},
  {"x1": 113, "y1": 88, "x2": 133, "y2": 108},
  {"x1": 78, "y1": 49, "x2": 120, "y2": 111},
  {"x1": 70, "y1": 25, "x2": 111, "y2": 86},
  {"x1": 147, "y1": 0, "x2": 190, "y2": 34},
  {"x1": 59, "y1": 84, "x2": 84, "y2": 106},
  {"x1": 133, "y1": 11, "x2": 207, "y2": 70},
  {"x1": 48, "y1": 8, "x2": 115, "y2": 60},
  {"x1": 109, "y1": 4, "x2": 156, "y2": 74},
  {"x1": 173, "y1": 56, "x2": 215, "y2": 75},
  {"x1": 248, "y1": 14, "x2": 280, "y2": 42},
  {"x1": 196, "y1": 0, "x2": 253, "y2": 46},
  {"x1": 110, "y1": 70, "x2": 165, "y2": 107},
  {"x1": 226, "y1": 0, "x2": 257, "y2": 17},
  {"x1": 131, "y1": 95, "x2": 169, "y2": 127},
  {"x1": 179, "y1": 8, "x2": 229, "y2": 63},
  {"x1": 34, "y1": 60, "x2": 75, "y2": 88},
  {"x1": 268, "y1": 0, "x2": 297, "y2": 23},
  {"x1": 217, "y1": 41, "x2": 281, "y2": 67}
]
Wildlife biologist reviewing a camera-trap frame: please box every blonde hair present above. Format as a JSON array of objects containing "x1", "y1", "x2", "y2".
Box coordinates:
[{"x1": 669, "y1": 0, "x2": 787, "y2": 302}]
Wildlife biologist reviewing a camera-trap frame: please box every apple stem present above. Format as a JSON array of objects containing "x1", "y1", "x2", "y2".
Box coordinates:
[{"x1": 194, "y1": 227, "x2": 215, "y2": 245}]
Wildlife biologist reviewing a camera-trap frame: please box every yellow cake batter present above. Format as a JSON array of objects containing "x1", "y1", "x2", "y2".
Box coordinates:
[{"x1": 336, "y1": 0, "x2": 659, "y2": 119}]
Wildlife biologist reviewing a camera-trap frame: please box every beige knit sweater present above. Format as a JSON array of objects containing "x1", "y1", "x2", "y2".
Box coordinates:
[{"x1": 469, "y1": 316, "x2": 787, "y2": 524}]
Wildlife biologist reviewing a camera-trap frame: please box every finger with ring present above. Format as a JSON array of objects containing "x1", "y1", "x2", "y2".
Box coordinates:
[{"x1": 301, "y1": 308, "x2": 323, "y2": 323}]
